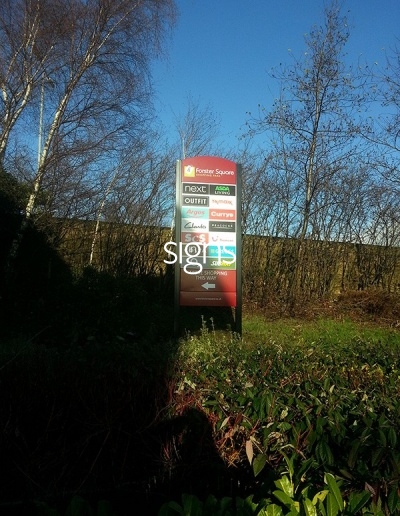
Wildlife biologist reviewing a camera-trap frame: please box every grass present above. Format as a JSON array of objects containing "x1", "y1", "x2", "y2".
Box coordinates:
[{"x1": 241, "y1": 314, "x2": 400, "y2": 347}]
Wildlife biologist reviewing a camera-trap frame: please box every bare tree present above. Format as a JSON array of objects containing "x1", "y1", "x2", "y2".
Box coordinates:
[
  {"x1": 0, "y1": 0, "x2": 51, "y2": 163},
  {"x1": 2, "y1": 0, "x2": 176, "y2": 265},
  {"x1": 363, "y1": 44, "x2": 400, "y2": 190},
  {"x1": 174, "y1": 95, "x2": 221, "y2": 158},
  {"x1": 92, "y1": 143, "x2": 174, "y2": 275},
  {"x1": 247, "y1": 1, "x2": 368, "y2": 306}
]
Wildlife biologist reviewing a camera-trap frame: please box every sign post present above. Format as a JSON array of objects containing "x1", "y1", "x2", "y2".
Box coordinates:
[{"x1": 173, "y1": 156, "x2": 242, "y2": 334}]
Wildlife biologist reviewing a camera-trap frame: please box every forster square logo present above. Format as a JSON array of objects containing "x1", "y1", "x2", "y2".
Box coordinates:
[
  {"x1": 183, "y1": 164, "x2": 235, "y2": 182},
  {"x1": 183, "y1": 165, "x2": 196, "y2": 177},
  {"x1": 167, "y1": 156, "x2": 241, "y2": 314}
]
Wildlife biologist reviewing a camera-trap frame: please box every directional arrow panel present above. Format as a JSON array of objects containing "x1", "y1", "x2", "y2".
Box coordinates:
[
  {"x1": 179, "y1": 269, "x2": 236, "y2": 307},
  {"x1": 180, "y1": 269, "x2": 236, "y2": 292}
]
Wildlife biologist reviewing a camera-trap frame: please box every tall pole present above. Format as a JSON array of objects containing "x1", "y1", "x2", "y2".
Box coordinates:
[{"x1": 37, "y1": 78, "x2": 45, "y2": 171}]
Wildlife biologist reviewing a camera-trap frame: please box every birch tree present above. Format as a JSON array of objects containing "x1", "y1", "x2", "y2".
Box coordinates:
[
  {"x1": 0, "y1": 0, "x2": 54, "y2": 163},
  {"x1": 248, "y1": 1, "x2": 367, "y2": 306},
  {"x1": 2, "y1": 0, "x2": 176, "y2": 262},
  {"x1": 365, "y1": 45, "x2": 400, "y2": 189},
  {"x1": 174, "y1": 95, "x2": 221, "y2": 159}
]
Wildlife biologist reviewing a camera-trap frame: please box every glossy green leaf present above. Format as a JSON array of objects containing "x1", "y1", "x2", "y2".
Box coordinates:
[
  {"x1": 316, "y1": 440, "x2": 334, "y2": 466},
  {"x1": 326, "y1": 491, "x2": 339, "y2": 516},
  {"x1": 275, "y1": 475, "x2": 294, "y2": 498},
  {"x1": 264, "y1": 504, "x2": 284, "y2": 516},
  {"x1": 273, "y1": 490, "x2": 293, "y2": 507},
  {"x1": 387, "y1": 426, "x2": 397, "y2": 447},
  {"x1": 181, "y1": 494, "x2": 202, "y2": 516},
  {"x1": 158, "y1": 500, "x2": 183, "y2": 515},
  {"x1": 325, "y1": 473, "x2": 343, "y2": 511},
  {"x1": 311, "y1": 490, "x2": 329, "y2": 505},
  {"x1": 388, "y1": 488, "x2": 400, "y2": 514},
  {"x1": 347, "y1": 439, "x2": 360, "y2": 469},
  {"x1": 347, "y1": 491, "x2": 371, "y2": 513},
  {"x1": 253, "y1": 453, "x2": 267, "y2": 477},
  {"x1": 66, "y1": 496, "x2": 94, "y2": 516},
  {"x1": 96, "y1": 500, "x2": 114, "y2": 516},
  {"x1": 303, "y1": 498, "x2": 317, "y2": 516}
]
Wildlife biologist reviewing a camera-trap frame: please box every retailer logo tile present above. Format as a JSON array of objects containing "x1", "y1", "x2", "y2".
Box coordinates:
[{"x1": 183, "y1": 165, "x2": 195, "y2": 177}]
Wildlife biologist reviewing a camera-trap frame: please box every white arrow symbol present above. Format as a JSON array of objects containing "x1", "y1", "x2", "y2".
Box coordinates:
[{"x1": 202, "y1": 282, "x2": 216, "y2": 290}]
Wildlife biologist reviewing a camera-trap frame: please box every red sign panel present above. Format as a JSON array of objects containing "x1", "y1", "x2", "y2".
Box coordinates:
[
  {"x1": 181, "y1": 232, "x2": 209, "y2": 244},
  {"x1": 209, "y1": 209, "x2": 236, "y2": 220},
  {"x1": 180, "y1": 269, "x2": 236, "y2": 292},
  {"x1": 180, "y1": 291, "x2": 237, "y2": 307},
  {"x1": 182, "y1": 156, "x2": 237, "y2": 185},
  {"x1": 177, "y1": 156, "x2": 239, "y2": 307}
]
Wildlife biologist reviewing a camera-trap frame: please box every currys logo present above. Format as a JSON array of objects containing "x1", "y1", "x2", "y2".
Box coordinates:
[{"x1": 209, "y1": 209, "x2": 235, "y2": 220}]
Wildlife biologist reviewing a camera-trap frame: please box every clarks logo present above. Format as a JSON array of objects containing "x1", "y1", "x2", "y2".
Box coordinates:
[{"x1": 183, "y1": 221, "x2": 207, "y2": 230}]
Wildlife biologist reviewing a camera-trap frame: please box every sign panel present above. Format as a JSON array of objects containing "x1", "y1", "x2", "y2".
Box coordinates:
[
  {"x1": 180, "y1": 291, "x2": 237, "y2": 307},
  {"x1": 180, "y1": 269, "x2": 236, "y2": 292},
  {"x1": 174, "y1": 156, "x2": 241, "y2": 310}
]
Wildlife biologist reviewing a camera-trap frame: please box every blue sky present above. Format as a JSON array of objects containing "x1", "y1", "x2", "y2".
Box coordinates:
[{"x1": 151, "y1": 0, "x2": 400, "y2": 150}]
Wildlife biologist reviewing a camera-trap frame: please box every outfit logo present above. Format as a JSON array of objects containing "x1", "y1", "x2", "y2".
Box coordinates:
[
  {"x1": 184, "y1": 165, "x2": 195, "y2": 177},
  {"x1": 183, "y1": 195, "x2": 209, "y2": 206}
]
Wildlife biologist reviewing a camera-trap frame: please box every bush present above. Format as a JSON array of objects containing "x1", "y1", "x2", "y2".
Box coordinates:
[{"x1": 164, "y1": 319, "x2": 400, "y2": 513}]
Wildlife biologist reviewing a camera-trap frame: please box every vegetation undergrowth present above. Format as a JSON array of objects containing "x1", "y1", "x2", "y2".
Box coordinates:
[
  {"x1": 1, "y1": 311, "x2": 399, "y2": 515},
  {"x1": 159, "y1": 316, "x2": 400, "y2": 515}
]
